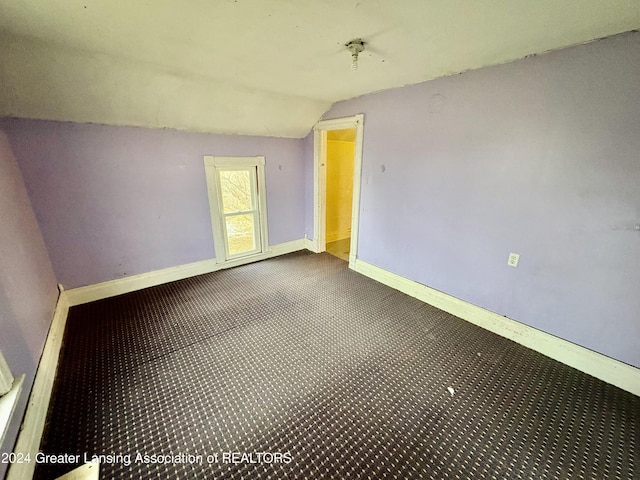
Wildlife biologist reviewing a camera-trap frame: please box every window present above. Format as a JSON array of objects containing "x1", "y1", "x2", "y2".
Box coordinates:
[
  {"x1": 0, "y1": 351, "x2": 13, "y2": 397},
  {"x1": 204, "y1": 156, "x2": 269, "y2": 263},
  {"x1": 1, "y1": 350, "x2": 23, "y2": 447}
]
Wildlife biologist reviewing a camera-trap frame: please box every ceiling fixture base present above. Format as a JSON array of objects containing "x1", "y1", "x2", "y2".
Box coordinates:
[{"x1": 346, "y1": 39, "x2": 365, "y2": 70}]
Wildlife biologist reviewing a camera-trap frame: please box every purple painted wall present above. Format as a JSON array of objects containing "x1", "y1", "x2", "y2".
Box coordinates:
[
  {"x1": 0, "y1": 132, "x2": 58, "y2": 477},
  {"x1": 320, "y1": 31, "x2": 640, "y2": 367},
  {"x1": 0, "y1": 119, "x2": 305, "y2": 289}
]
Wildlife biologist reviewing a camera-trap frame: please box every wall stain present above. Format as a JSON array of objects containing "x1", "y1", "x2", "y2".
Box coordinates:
[
  {"x1": 610, "y1": 224, "x2": 640, "y2": 232},
  {"x1": 427, "y1": 93, "x2": 446, "y2": 114}
]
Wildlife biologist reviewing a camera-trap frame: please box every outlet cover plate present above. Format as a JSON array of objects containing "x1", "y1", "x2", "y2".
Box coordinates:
[{"x1": 508, "y1": 253, "x2": 520, "y2": 267}]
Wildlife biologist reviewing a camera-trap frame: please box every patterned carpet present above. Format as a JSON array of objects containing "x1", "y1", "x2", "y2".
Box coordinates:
[{"x1": 37, "y1": 251, "x2": 639, "y2": 479}]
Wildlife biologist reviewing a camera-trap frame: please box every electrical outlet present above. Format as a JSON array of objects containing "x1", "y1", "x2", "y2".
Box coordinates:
[{"x1": 508, "y1": 253, "x2": 520, "y2": 267}]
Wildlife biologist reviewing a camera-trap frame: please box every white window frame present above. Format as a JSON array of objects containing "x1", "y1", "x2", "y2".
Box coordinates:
[
  {"x1": 0, "y1": 352, "x2": 13, "y2": 396},
  {"x1": 0, "y1": 350, "x2": 23, "y2": 448},
  {"x1": 203, "y1": 156, "x2": 269, "y2": 264}
]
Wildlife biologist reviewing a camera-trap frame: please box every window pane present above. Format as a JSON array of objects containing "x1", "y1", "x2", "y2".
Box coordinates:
[
  {"x1": 220, "y1": 170, "x2": 252, "y2": 214},
  {"x1": 226, "y1": 214, "x2": 256, "y2": 255}
]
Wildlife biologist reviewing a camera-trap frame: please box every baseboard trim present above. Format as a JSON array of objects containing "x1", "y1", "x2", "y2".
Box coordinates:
[
  {"x1": 65, "y1": 239, "x2": 306, "y2": 306},
  {"x1": 65, "y1": 258, "x2": 218, "y2": 306},
  {"x1": 7, "y1": 292, "x2": 70, "y2": 480},
  {"x1": 353, "y1": 259, "x2": 640, "y2": 397},
  {"x1": 304, "y1": 237, "x2": 318, "y2": 253},
  {"x1": 268, "y1": 238, "x2": 305, "y2": 257}
]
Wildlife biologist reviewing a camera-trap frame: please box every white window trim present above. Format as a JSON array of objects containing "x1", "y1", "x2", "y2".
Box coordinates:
[
  {"x1": 0, "y1": 351, "x2": 13, "y2": 396},
  {"x1": 203, "y1": 156, "x2": 269, "y2": 264},
  {"x1": 0, "y1": 350, "x2": 23, "y2": 448}
]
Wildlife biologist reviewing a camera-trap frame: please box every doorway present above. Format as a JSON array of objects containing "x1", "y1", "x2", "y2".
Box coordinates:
[
  {"x1": 313, "y1": 115, "x2": 364, "y2": 269},
  {"x1": 325, "y1": 128, "x2": 356, "y2": 262}
]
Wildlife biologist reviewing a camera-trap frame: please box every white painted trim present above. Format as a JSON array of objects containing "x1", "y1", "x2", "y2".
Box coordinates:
[
  {"x1": 313, "y1": 115, "x2": 363, "y2": 131},
  {"x1": 267, "y1": 238, "x2": 304, "y2": 256},
  {"x1": 348, "y1": 116, "x2": 364, "y2": 271},
  {"x1": 7, "y1": 293, "x2": 70, "y2": 480},
  {"x1": 313, "y1": 128, "x2": 327, "y2": 252},
  {"x1": 65, "y1": 239, "x2": 306, "y2": 307},
  {"x1": 353, "y1": 259, "x2": 640, "y2": 397},
  {"x1": 204, "y1": 155, "x2": 265, "y2": 167},
  {"x1": 0, "y1": 375, "x2": 24, "y2": 448},
  {"x1": 313, "y1": 114, "x2": 364, "y2": 269},
  {"x1": 203, "y1": 156, "x2": 269, "y2": 263},
  {"x1": 65, "y1": 259, "x2": 218, "y2": 306},
  {"x1": 304, "y1": 237, "x2": 318, "y2": 253},
  {"x1": 0, "y1": 350, "x2": 14, "y2": 396},
  {"x1": 256, "y1": 160, "x2": 270, "y2": 256}
]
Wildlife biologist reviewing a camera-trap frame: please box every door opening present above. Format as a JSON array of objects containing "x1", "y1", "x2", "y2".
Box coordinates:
[
  {"x1": 312, "y1": 114, "x2": 364, "y2": 269},
  {"x1": 325, "y1": 128, "x2": 356, "y2": 262}
]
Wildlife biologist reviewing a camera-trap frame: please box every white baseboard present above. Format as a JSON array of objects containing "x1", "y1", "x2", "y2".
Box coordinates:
[
  {"x1": 65, "y1": 258, "x2": 218, "y2": 306},
  {"x1": 65, "y1": 239, "x2": 306, "y2": 306},
  {"x1": 7, "y1": 292, "x2": 70, "y2": 480},
  {"x1": 353, "y1": 259, "x2": 640, "y2": 397},
  {"x1": 304, "y1": 237, "x2": 318, "y2": 253},
  {"x1": 268, "y1": 238, "x2": 305, "y2": 257}
]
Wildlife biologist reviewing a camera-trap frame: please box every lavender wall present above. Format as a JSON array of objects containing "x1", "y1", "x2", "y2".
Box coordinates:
[
  {"x1": 0, "y1": 132, "x2": 58, "y2": 476},
  {"x1": 320, "y1": 31, "x2": 640, "y2": 368},
  {"x1": 0, "y1": 119, "x2": 305, "y2": 289}
]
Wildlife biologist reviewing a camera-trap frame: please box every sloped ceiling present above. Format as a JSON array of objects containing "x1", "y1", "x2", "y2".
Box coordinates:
[{"x1": 0, "y1": 0, "x2": 638, "y2": 138}]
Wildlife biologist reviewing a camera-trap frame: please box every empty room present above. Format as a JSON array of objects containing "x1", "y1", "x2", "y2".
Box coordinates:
[{"x1": 1, "y1": 1, "x2": 639, "y2": 479}]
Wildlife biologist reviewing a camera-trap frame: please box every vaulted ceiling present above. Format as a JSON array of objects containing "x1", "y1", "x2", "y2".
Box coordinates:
[{"x1": 0, "y1": 1, "x2": 638, "y2": 138}]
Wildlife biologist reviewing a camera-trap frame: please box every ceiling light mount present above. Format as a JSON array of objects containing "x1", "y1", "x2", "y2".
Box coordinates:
[{"x1": 346, "y1": 39, "x2": 365, "y2": 71}]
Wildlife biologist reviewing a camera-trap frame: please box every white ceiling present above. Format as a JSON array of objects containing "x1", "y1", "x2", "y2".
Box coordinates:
[{"x1": 0, "y1": 0, "x2": 638, "y2": 138}]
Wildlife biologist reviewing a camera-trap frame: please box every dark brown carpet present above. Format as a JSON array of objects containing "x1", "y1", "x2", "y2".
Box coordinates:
[{"x1": 36, "y1": 251, "x2": 639, "y2": 479}]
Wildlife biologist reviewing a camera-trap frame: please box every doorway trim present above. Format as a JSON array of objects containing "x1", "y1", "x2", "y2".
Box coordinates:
[{"x1": 312, "y1": 114, "x2": 364, "y2": 269}]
